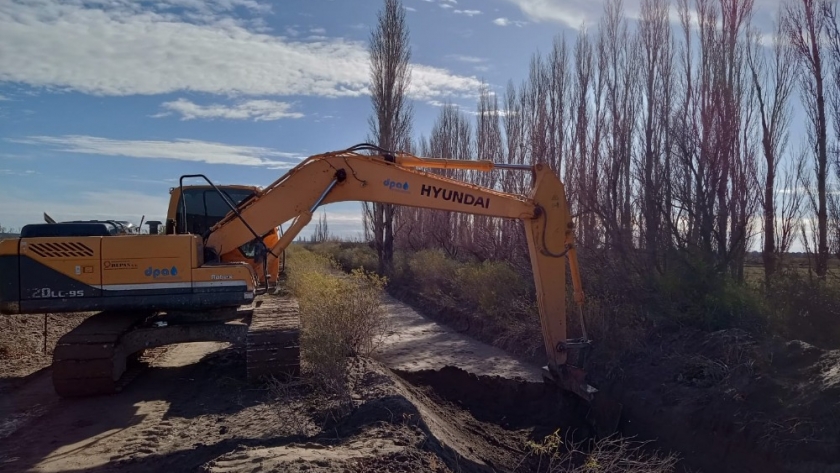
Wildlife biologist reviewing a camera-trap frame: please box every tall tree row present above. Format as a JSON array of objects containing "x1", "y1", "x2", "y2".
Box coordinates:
[
  {"x1": 374, "y1": 0, "x2": 839, "y2": 286},
  {"x1": 364, "y1": 0, "x2": 413, "y2": 276},
  {"x1": 783, "y1": 0, "x2": 837, "y2": 278}
]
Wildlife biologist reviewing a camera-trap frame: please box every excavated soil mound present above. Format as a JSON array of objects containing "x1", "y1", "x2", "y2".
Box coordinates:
[
  {"x1": 593, "y1": 327, "x2": 840, "y2": 473},
  {"x1": 202, "y1": 356, "x2": 598, "y2": 473}
]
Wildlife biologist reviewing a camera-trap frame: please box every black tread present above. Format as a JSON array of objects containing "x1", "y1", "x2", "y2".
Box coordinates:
[
  {"x1": 51, "y1": 310, "x2": 151, "y2": 397},
  {"x1": 246, "y1": 294, "x2": 301, "y2": 381}
]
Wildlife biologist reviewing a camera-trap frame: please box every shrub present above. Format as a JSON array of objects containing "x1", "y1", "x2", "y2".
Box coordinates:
[
  {"x1": 406, "y1": 249, "x2": 460, "y2": 299},
  {"x1": 308, "y1": 241, "x2": 379, "y2": 274},
  {"x1": 649, "y1": 257, "x2": 768, "y2": 334},
  {"x1": 285, "y1": 248, "x2": 388, "y2": 395},
  {"x1": 454, "y1": 259, "x2": 533, "y2": 320},
  {"x1": 764, "y1": 269, "x2": 840, "y2": 346}
]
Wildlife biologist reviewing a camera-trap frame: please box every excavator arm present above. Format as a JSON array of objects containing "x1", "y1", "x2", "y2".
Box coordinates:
[{"x1": 204, "y1": 144, "x2": 610, "y2": 416}]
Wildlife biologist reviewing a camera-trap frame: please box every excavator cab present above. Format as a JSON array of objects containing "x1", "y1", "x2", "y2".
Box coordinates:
[{"x1": 164, "y1": 184, "x2": 284, "y2": 289}]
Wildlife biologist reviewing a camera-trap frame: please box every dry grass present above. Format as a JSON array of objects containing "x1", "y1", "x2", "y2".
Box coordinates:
[
  {"x1": 284, "y1": 246, "x2": 389, "y2": 396},
  {"x1": 518, "y1": 431, "x2": 682, "y2": 473}
]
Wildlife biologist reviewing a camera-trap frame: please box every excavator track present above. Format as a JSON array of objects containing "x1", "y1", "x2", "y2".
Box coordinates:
[
  {"x1": 246, "y1": 292, "x2": 301, "y2": 382},
  {"x1": 50, "y1": 290, "x2": 301, "y2": 397},
  {"x1": 52, "y1": 310, "x2": 153, "y2": 397}
]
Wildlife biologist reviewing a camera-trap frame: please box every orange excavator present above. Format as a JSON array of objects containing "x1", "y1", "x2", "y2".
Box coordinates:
[
  {"x1": 161, "y1": 183, "x2": 284, "y2": 289},
  {"x1": 0, "y1": 143, "x2": 620, "y2": 434}
]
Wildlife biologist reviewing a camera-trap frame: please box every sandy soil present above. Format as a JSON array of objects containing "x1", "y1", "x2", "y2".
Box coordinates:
[
  {"x1": 0, "y1": 313, "x2": 90, "y2": 385},
  {"x1": 0, "y1": 297, "x2": 593, "y2": 473},
  {"x1": 374, "y1": 294, "x2": 544, "y2": 382}
]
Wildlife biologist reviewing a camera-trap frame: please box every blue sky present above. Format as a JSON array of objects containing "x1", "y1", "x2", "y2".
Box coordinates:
[{"x1": 0, "y1": 0, "x2": 787, "y2": 241}]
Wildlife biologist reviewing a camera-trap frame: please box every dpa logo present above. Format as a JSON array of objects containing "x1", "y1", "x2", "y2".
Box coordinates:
[
  {"x1": 145, "y1": 266, "x2": 179, "y2": 279},
  {"x1": 383, "y1": 178, "x2": 410, "y2": 193}
]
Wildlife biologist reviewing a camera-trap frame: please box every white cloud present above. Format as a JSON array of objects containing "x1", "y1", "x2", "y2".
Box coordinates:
[
  {"x1": 309, "y1": 27, "x2": 326, "y2": 34},
  {"x1": 501, "y1": 0, "x2": 604, "y2": 27},
  {"x1": 502, "y1": 0, "x2": 781, "y2": 29},
  {"x1": 8, "y1": 136, "x2": 304, "y2": 168},
  {"x1": 441, "y1": 3, "x2": 454, "y2": 9},
  {"x1": 0, "y1": 94, "x2": 9, "y2": 101},
  {"x1": 0, "y1": 169, "x2": 35, "y2": 176},
  {"x1": 406, "y1": 6, "x2": 417, "y2": 11},
  {"x1": 159, "y1": 98, "x2": 305, "y2": 121},
  {"x1": 0, "y1": 1, "x2": 483, "y2": 101},
  {"x1": 454, "y1": 9, "x2": 482, "y2": 16},
  {"x1": 447, "y1": 54, "x2": 486, "y2": 63},
  {"x1": 493, "y1": 17, "x2": 528, "y2": 27}
]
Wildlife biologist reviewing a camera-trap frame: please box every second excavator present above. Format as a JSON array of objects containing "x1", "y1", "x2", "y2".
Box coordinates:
[{"x1": 0, "y1": 143, "x2": 621, "y2": 434}]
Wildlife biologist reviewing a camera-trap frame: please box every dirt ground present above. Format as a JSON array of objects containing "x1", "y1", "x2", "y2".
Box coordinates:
[
  {"x1": 386, "y1": 287, "x2": 840, "y2": 473},
  {"x1": 0, "y1": 313, "x2": 90, "y2": 386},
  {"x1": 3, "y1": 294, "x2": 838, "y2": 473},
  {"x1": 591, "y1": 326, "x2": 840, "y2": 473},
  {"x1": 373, "y1": 295, "x2": 544, "y2": 382},
  {"x1": 0, "y1": 298, "x2": 602, "y2": 473}
]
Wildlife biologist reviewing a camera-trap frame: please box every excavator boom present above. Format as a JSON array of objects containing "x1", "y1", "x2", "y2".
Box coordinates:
[{"x1": 203, "y1": 144, "x2": 607, "y2": 411}]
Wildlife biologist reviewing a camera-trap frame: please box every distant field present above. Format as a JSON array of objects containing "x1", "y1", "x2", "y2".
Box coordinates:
[{"x1": 743, "y1": 255, "x2": 840, "y2": 287}]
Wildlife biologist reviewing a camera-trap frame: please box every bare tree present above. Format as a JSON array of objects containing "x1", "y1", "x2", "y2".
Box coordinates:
[
  {"x1": 426, "y1": 102, "x2": 473, "y2": 258},
  {"x1": 783, "y1": 0, "x2": 832, "y2": 277},
  {"x1": 746, "y1": 9, "x2": 796, "y2": 280},
  {"x1": 638, "y1": 0, "x2": 673, "y2": 269},
  {"x1": 824, "y1": 3, "x2": 840, "y2": 262},
  {"x1": 596, "y1": 0, "x2": 640, "y2": 254},
  {"x1": 472, "y1": 82, "x2": 505, "y2": 259},
  {"x1": 777, "y1": 151, "x2": 807, "y2": 257},
  {"x1": 312, "y1": 211, "x2": 331, "y2": 243},
  {"x1": 826, "y1": 3, "x2": 840, "y2": 170},
  {"x1": 365, "y1": 0, "x2": 414, "y2": 276}
]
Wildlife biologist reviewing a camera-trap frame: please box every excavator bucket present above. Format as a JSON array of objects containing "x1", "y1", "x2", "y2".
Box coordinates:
[{"x1": 543, "y1": 363, "x2": 623, "y2": 438}]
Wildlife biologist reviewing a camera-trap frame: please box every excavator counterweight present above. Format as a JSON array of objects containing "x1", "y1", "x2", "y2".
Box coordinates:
[{"x1": 0, "y1": 143, "x2": 621, "y2": 434}]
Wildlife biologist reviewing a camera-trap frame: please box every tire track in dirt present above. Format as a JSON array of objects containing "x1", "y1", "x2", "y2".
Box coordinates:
[{"x1": 0, "y1": 341, "x2": 245, "y2": 472}]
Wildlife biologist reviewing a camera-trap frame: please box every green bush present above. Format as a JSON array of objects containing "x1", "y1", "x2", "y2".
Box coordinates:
[
  {"x1": 309, "y1": 242, "x2": 379, "y2": 274},
  {"x1": 285, "y1": 248, "x2": 388, "y2": 394},
  {"x1": 646, "y1": 256, "x2": 769, "y2": 333},
  {"x1": 406, "y1": 249, "x2": 460, "y2": 300},
  {"x1": 454, "y1": 259, "x2": 533, "y2": 320}
]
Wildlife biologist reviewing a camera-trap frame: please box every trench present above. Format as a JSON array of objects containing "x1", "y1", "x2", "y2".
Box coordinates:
[
  {"x1": 393, "y1": 366, "x2": 593, "y2": 439},
  {"x1": 382, "y1": 365, "x2": 602, "y2": 473}
]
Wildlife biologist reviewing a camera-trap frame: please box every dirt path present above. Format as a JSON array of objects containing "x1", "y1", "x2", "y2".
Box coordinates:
[
  {"x1": 1, "y1": 341, "x2": 288, "y2": 472},
  {"x1": 374, "y1": 294, "x2": 544, "y2": 382}
]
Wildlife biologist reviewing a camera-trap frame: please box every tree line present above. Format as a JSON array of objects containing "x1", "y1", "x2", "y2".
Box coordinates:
[{"x1": 363, "y1": 0, "x2": 840, "y2": 286}]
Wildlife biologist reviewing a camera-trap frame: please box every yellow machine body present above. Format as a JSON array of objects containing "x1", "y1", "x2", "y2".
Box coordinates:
[{"x1": 0, "y1": 234, "x2": 256, "y2": 315}]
